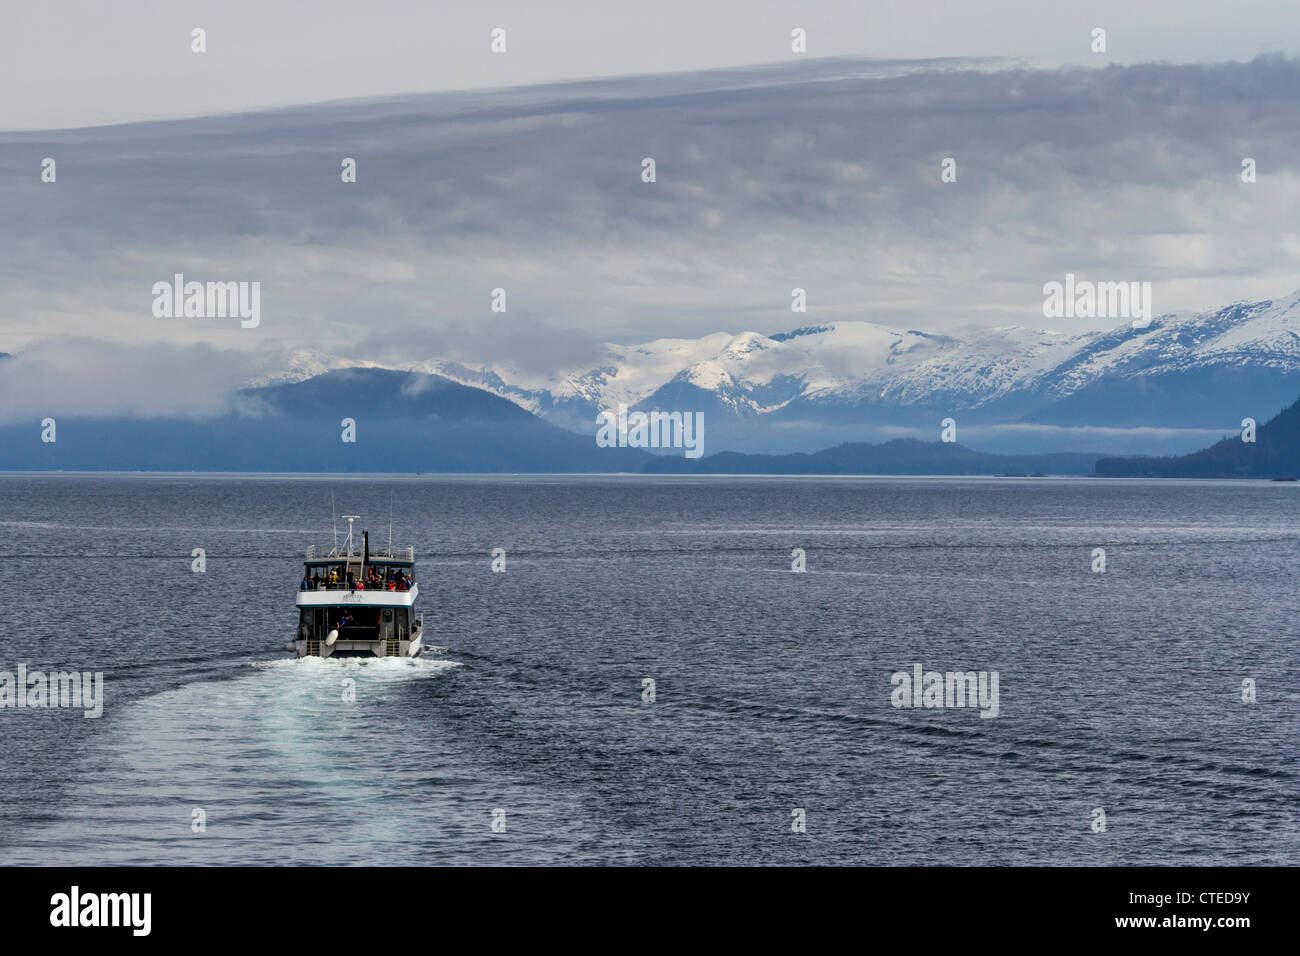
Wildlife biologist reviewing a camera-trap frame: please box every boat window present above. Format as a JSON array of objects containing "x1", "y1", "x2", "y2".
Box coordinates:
[{"x1": 303, "y1": 563, "x2": 351, "y2": 589}]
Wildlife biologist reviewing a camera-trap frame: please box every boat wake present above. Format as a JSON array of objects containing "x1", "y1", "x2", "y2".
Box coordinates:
[{"x1": 1, "y1": 651, "x2": 476, "y2": 865}]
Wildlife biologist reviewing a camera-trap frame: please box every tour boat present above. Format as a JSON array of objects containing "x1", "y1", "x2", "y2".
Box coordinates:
[{"x1": 287, "y1": 516, "x2": 423, "y2": 658}]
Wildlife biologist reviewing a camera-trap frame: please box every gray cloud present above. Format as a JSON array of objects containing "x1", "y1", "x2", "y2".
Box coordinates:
[
  {"x1": 355, "y1": 316, "x2": 607, "y2": 377},
  {"x1": 2, "y1": 54, "x2": 1299, "y2": 414},
  {"x1": 0, "y1": 338, "x2": 280, "y2": 424},
  {"x1": 5, "y1": 1, "x2": 1298, "y2": 130}
]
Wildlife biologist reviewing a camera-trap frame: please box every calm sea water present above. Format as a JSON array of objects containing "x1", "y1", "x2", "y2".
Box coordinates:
[{"x1": 0, "y1": 474, "x2": 1295, "y2": 865}]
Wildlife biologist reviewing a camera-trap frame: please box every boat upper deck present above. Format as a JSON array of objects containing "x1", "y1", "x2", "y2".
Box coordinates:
[
  {"x1": 305, "y1": 544, "x2": 414, "y2": 567},
  {"x1": 299, "y1": 518, "x2": 417, "y2": 603},
  {"x1": 296, "y1": 583, "x2": 419, "y2": 608}
]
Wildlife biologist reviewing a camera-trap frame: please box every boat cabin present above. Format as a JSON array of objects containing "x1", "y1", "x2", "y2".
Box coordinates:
[{"x1": 290, "y1": 518, "x2": 423, "y2": 658}]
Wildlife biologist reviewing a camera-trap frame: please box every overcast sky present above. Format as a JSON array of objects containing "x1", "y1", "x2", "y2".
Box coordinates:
[
  {"x1": 0, "y1": 5, "x2": 1298, "y2": 419},
  {"x1": 4, "y1": 0, "x2": 1299, "y2": 131}
]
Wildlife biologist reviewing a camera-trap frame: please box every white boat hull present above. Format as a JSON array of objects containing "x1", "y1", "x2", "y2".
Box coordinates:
[{"x1": 292, "y1": 625, "x2": 424, "y2": 659}]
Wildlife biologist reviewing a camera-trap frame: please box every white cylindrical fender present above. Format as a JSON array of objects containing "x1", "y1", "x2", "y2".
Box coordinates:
[{"x1": 325, "y1": 629, "x2": 339, "y2": 646}]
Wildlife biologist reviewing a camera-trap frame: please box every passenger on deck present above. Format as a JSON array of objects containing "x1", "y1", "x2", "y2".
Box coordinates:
[
  {"x1": 300, "y1": 573, "x2": 312, "y2": 591},
  {"x1": 312, "y1": 573, "x2": 323, "y2": 589}
]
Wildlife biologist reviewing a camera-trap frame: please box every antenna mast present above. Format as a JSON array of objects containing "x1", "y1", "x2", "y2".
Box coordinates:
[
  {"x1": 331, "y1": 492, "x2": 338, "y2": 554},
  {"x1": 388, "y1": 491, "x2": 394, "y2": 556},
  {"x1": 341, "y1": 516, "x2": 360, "y2": 558}
]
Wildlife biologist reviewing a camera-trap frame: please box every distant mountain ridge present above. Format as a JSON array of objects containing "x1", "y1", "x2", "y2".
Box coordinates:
[
  {"x1": 1096, "y1": 396, "x2": 1300, "y2": 478},
  {"x1": 6, "y1": 363, "x2": 1300, "y2": 476},
  {"x1": 255, "y1": 288, "x2": 1300, "y2": 455},
  {"x1": 643, "y1": 439, "x2": 1104, "y2": 476},
  {"x1": 0, "y1": 368, "x2": 651, "y2": 472},
  {"x1": 0, "y1": 365, "x2": 1104, "y2": 474}
]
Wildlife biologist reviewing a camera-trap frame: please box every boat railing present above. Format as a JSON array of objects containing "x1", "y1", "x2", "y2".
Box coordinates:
[
  {"x1": 299, "y1": 582, "x2": 415, "y2": 592},
  {"x1": 305, "y1": 545, "x2": 414, "y2": 562}
]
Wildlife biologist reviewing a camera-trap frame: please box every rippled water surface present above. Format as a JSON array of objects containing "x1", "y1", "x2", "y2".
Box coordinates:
[{"x1": 0, "y1": 474, "x2": 1295, "y2": 864}]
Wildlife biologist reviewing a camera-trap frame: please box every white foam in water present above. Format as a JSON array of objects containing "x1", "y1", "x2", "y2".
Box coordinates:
[
  {"x1": 0, "y1": 652, "x2": 554, "y2": 865},
  {"x1": 250, "y1": 653, "x2": 461, "y2": 677}
]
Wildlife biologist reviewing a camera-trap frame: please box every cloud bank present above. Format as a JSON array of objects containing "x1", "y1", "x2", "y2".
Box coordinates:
[{"x1": 2, "y1": 55, "x2": 1298, "y2": 418}]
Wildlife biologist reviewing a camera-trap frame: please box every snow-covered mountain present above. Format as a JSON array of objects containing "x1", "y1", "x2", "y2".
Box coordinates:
[{"x1": 260, "y1": 289, "x2": 1300, "y2": 454}]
